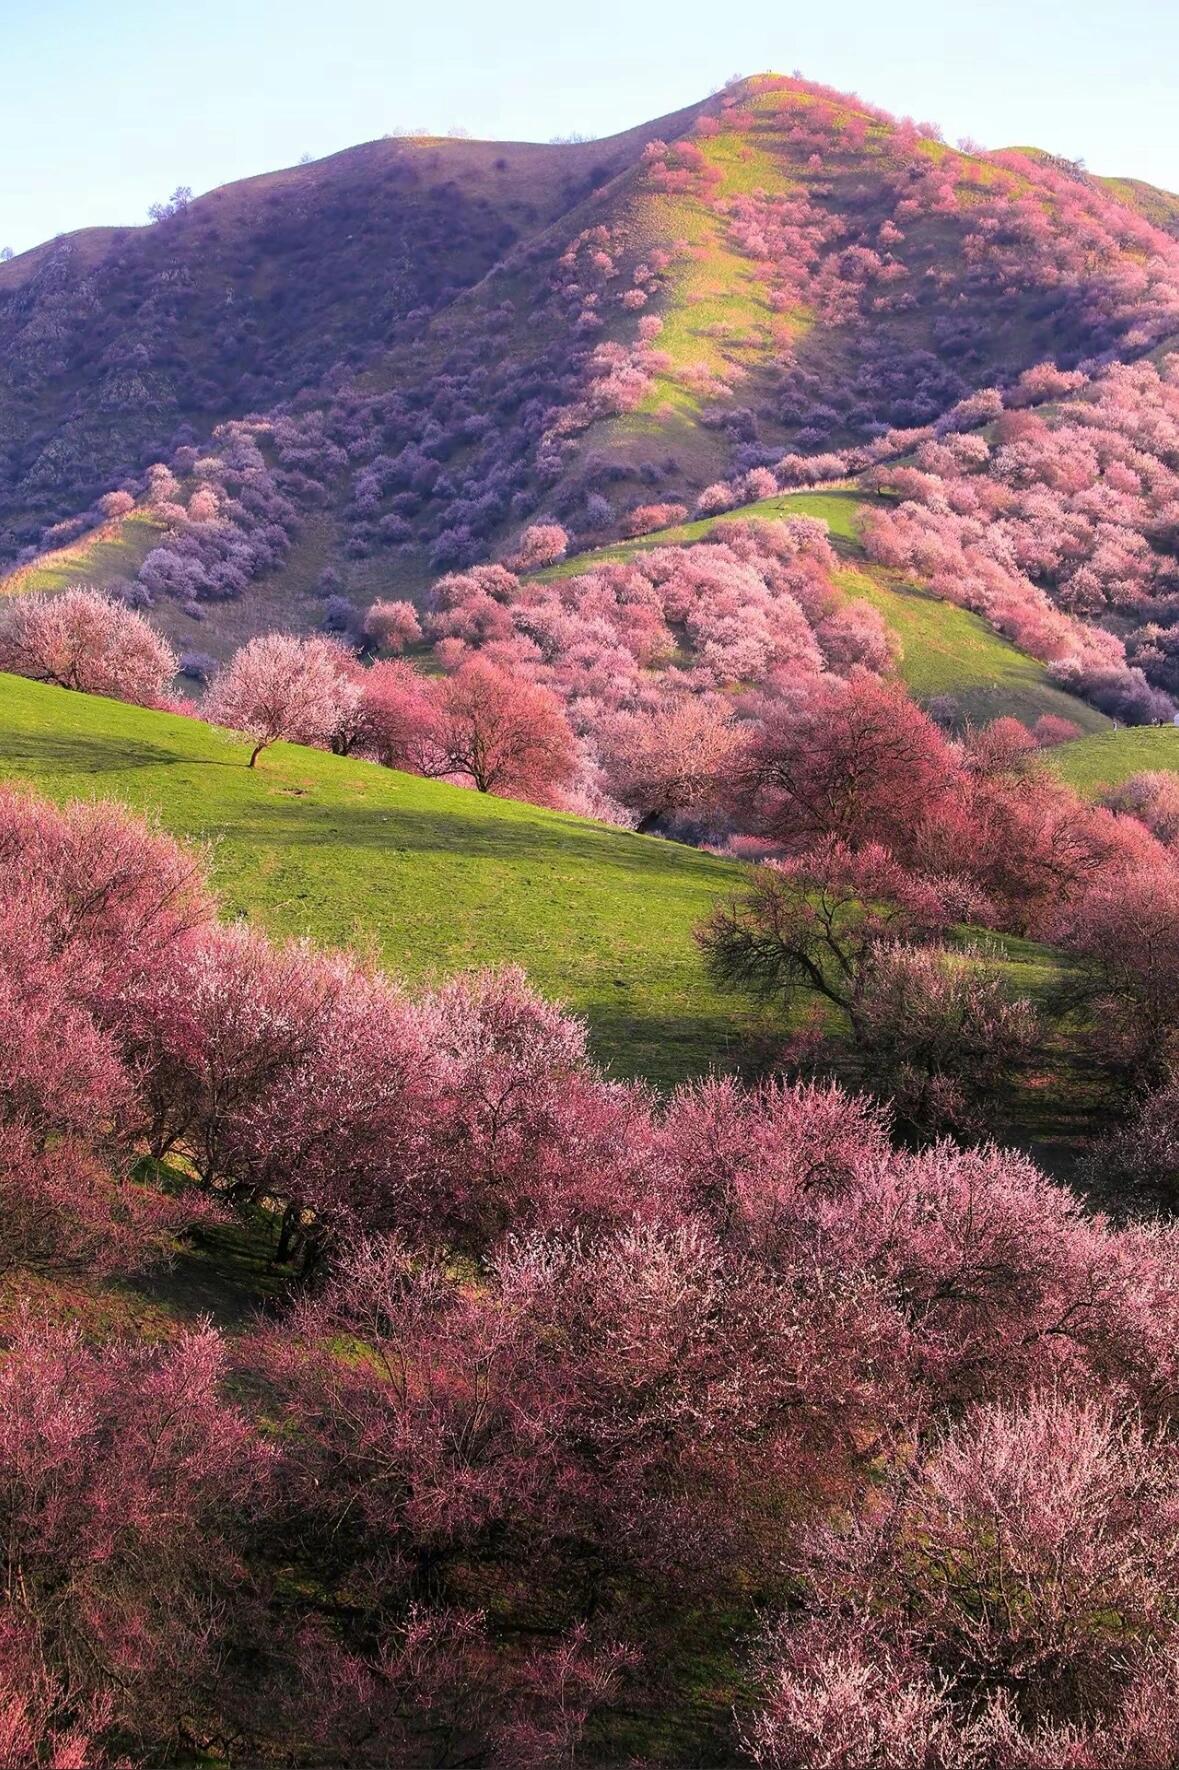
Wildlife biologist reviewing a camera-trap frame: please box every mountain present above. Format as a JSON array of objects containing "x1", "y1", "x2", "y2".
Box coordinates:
[
  {"x1": 3, "y1": 72, "x2": 1179, "y2": 673},
  {"x1": 0, "y1": 99, "x2": 707, "y2": 551}
]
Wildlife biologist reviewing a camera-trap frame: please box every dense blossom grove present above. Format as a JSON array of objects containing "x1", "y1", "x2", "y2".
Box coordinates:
[
  {"x1": 862, "y1": 355, "x2": 1179, "y2": 715},
  {"x1": 2, "y1": 785, "x2": 1179, "y2": 1766},
  {"x1": 409, "y1": 517, "x2": 899, "y2": 814}
]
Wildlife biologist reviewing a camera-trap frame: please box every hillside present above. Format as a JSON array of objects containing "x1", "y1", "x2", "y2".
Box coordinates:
[
  {"x1": 0, "y1": 106, "x2": 703, "y2": 545},
  {"x1": 0, "y1": 667, "x2": 1101, "y2": 1185},
  {"x1": 1098, "y1": 172, "x2": 1179, "y2": 236},
  {"x1": 0, "y1": 671, "x2": 754, "y2": 1086},
  {"x1": 4, "y1": 72, "x2": 1179, "y2": 677},
  {"x1": 542, "y1": 488, "x2": 1112, "y2": 733}
]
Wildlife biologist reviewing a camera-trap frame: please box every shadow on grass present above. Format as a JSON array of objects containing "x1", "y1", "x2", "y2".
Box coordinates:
[
  {"x1": 584, "y1": 1005, "x2": 753, "y2": 1090},
  {"x1": 235, "y1": 799, "x2": 742, "y2": 883},
  {"x1": 125, "y1": 1213, "x2": 291, "y2": 1332},
  {"x1": 0, "y1": 731, "x2": 193, "y2": 774}
]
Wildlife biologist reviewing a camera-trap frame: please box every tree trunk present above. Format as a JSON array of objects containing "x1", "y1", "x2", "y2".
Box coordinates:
[{"x1": 275, "y1": 1203, "x2": 300, "y2": 1265}]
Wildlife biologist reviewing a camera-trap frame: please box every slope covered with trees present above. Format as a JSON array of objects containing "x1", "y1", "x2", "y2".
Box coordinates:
[
  {"x1": 4, "y1": 72, "x2": 1179, "y2": 706},
  {"x1": 0, "y1": 670, "x2": 757, "y2": 1087},
  {"x1": 0, "y1": 108, "x2": 702, "y2": 544}
]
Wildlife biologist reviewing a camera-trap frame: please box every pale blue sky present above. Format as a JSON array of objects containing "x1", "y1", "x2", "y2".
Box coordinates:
[{"x1": 1, "y1": 0, "x2": 1174, "y2": 255}]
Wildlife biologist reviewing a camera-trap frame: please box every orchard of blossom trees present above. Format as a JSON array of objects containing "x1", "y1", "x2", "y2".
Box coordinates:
[
  {"x1": 4, "y1": 784, "x2": 1179, "y2": 1766},
  {"x1": 202, "y1": 632, "x2": 579, "y2": 803},
  {"x1": 861, "y1": 355, "x2": 1179, "y2": 716},
  {"x1": 6, "y1": 509, "x2": 1177, "y2": 910}
]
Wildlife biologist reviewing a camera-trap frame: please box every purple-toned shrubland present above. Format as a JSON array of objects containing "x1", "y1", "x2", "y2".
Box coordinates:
[
  {"x1": 133, "y1": 424, "x2": 303, "y2": 609},
  {"x1": 3, "y1": 787, "x2": 1179, "y2": 1763},
  {"x1": 7, "y1": 70, "x2": 1179, "y2": 625}
]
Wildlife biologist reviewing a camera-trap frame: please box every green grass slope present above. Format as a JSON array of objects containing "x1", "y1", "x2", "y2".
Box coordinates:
[
  {"x1": 1051, "y1": 725, "x2": 1179, "y2": 796},
  {"x1": 0, "y1": 510, "x2": 167, "y2": 598},
  {"x1": 0, "y1": 672, "x2": 754, "y2": 1088},
  {"x1": 545, "y1": 489, "x2": 1110, "y2": 734},
  {"x1": 834, "y1": 568, "x2": 1107, "y2": 731}
]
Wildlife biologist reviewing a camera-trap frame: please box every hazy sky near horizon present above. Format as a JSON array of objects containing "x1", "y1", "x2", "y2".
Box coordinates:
[{"x1": 0, "y1": 0, "x2": 1174, "y2": 255}]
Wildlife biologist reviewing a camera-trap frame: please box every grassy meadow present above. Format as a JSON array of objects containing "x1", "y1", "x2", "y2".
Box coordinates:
[{"x1": 0, "y1": 671, "x2": 757, "y2": 1089}]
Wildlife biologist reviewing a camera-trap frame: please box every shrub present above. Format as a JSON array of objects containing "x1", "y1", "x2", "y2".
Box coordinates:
[{"x1": 0, "y1": 589, "x2": 177, "y2": 706}]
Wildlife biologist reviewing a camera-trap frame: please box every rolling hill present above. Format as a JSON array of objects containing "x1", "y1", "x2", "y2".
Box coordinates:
[
  {"x1": 4, "y1": 72, "x2": 1179, "y2": 673},
  {"x1": 1097, "y1": 172, "x2": 1179, "y2": 236},
  {"x1": 0, "y1": 670, "x2": 755, "y2": 1087}
]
